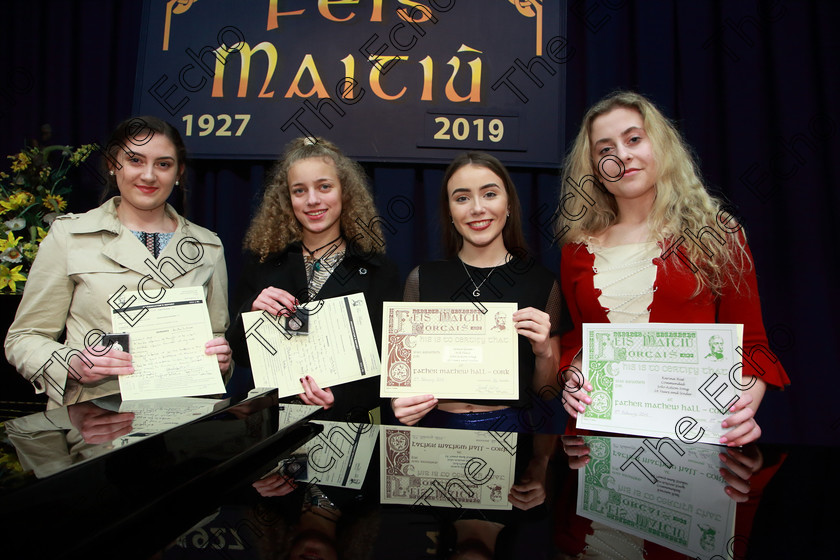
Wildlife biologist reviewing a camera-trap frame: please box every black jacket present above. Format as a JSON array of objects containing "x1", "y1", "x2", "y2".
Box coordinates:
[{"x1": 227, "y1": 242, "x2": 401, "y2": 419}]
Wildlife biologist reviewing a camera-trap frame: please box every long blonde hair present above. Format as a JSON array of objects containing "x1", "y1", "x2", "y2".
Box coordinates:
[
  {"x1": 244, "y1": 137, "x2": 386, "y2": 261},
  {"x1": 558, "y1": 91, "x2": 750, "y2": 295}
]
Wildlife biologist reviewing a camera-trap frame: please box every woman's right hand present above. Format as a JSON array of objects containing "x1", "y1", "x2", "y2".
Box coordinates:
[
  {"x1": 251, "y1": 286, "x2": 298, "y2": 316},
  {"x1": 252, "y1": 473, "x2": 297, "y2": 497},
  {"x1": 68, "y1": 346, "x2": 134, "y2": 385},
  {"x1": 561, "y1": 354, "x2": 592, "y2": 419},
  {"x1": 391, "y1": 394, "x2": 438, "y2": 426},
  {"x1": 67, "y1": 402, "x2": 135, "y2": 444}
]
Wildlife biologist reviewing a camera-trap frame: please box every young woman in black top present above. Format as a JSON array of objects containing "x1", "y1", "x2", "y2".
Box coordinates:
[{"x1": 391, "y1": 152, "x2": 562, "y2": 430}]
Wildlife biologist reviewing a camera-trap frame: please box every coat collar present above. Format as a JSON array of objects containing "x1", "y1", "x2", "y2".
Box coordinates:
[{"x1": 63, "y1": 197, "x2": 221, "y2": 281}]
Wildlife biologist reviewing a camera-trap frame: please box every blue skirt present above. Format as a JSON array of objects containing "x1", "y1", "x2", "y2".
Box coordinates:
[{"x1": 419, "y1": 406, "x2": 522, "y2": 431}]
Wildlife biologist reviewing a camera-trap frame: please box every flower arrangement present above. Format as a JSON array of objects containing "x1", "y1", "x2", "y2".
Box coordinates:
[{"x1": 0, "y1": 143, "x2": 97, "y2": 294}]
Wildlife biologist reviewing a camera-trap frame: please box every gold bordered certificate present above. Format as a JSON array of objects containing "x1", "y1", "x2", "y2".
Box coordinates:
[
  {"x1": 577, "y1": 436, "x2": 736, "y2": 558},
  {"x1": 576, "y1": 323, "x2": 744, "y2": 444},
  {"x1": 380, "y1": 302, "x2": 519, "y2": 399},
  {"x1": 380, "y1": 426, "x2": 517, "y2": 510}
]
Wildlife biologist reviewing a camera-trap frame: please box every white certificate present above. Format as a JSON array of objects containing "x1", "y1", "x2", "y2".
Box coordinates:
[
  {"x1": 112, "y1": 285, "x2": 225, "y2": 400},
  {"x1": 380, "y1": 302, "x2": 519, "y2": 399},
  {"x1": 576, "y1": 323, "x2": 743, "y2": 445},
  {"x1": 292, "y1": 420, "x2": 379, "y2": 490},
  {"x1": 577, "y1": 436, "x2": 736, "y2": 559},
  {"x1": 241, "y1": 293, "x2": 380, "y2": 398},
  {"x1": 113, "y1": 397, "x2": 227, "y2": 447},
  {"x1": 380, "y1": 426, "x2": 517, "y2": 510}
]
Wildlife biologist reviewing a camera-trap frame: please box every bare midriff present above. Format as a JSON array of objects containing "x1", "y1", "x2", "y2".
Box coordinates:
[{"x1": 437, "y1": 399, "x2": 509, "y2": 413}]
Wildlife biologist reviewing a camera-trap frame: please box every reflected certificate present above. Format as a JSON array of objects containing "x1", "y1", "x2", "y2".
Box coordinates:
[
  {"x1": 380, "y1": 426, "x2": 517, "y2": 510},
  {"x1": 576, "y1": 324, "x2": 743, "y2": 445},
  {"x1": 380, "y1": 302, "x2": 518, "y2": 399},
  {"x1": 577, "y1": 436, "x2": 736, "y2": 559}
]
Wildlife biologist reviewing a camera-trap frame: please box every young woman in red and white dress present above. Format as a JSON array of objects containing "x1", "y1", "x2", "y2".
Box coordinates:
[{"x1": 558, "y1": 91, "x2": 789, "y2": 447}]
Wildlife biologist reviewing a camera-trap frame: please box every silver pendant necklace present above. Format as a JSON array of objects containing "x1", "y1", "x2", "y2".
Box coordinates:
[{"x1": 460, "y1": 255, "x2": 508, "y2": 298}]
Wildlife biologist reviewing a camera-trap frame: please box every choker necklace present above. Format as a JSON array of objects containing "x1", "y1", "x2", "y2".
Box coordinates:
[
  {"x1": 302, "y1": 235, "x2": 342, "y2": 271},
  {"x1": 460, "y1": 255, "x2": 508, "y2": 298}
]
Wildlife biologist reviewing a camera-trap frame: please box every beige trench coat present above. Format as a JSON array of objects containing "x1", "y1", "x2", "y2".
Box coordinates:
[{"x1": 4, "y1": 198, "x2": 229, "y2": 408}]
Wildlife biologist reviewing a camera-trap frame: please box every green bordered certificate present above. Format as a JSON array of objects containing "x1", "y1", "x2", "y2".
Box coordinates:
[
  {"x1": 576, "y1": 323, "x2": 744, "y2": 445},
  {"x1": 577, "y1": 436, "x2": 736, "y2": 558}
]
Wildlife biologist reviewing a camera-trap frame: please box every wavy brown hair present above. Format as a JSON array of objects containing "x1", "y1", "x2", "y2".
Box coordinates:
[
  {"x1": 244, "y1": 137, "x2": 386, "y2": 261},
  {"x1": 558, "y1": 91, "x2": 750, "y2": 295},
  {"x1": 439, "y1": 152, "x2": 529, "y2": 258}
]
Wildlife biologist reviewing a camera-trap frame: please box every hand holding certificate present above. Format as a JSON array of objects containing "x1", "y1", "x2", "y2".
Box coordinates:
[
  {"x1": 242, "y1": 293, "x2": 380, "y2": 398},
  {"x1": 111, "y1": 285, "x2": 225, "y2": 400},
  {"x1": 380, "y1": 302, "x2": 519, "y2": 400},
  {"x1": 575, "y1": 323, "x2": 744, "y2": 445}
]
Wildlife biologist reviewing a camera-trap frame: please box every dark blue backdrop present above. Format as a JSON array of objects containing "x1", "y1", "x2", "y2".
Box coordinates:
[{"x1": 2, "y1": 0, "x2": 837, "y2": 444}]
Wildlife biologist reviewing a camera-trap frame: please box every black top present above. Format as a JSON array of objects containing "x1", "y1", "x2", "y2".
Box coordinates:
[
  {"x1": 404, "y1": 255, "x2": 561, "y2": 407},
  {"x1": 227, "y1": 242, "x2": 401, "y2": 420}
]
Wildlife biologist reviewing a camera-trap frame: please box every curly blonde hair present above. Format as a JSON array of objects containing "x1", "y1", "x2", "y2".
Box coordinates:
[
  {"x1": 558, "y1": 91, "x2": 750, "y2": 296},
  {"x1": 244, "y1": 137, "x2": 386, "y2": 261}
]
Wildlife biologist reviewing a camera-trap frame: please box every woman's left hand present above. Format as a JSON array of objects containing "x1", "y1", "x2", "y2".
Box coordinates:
[
  {"x1": 720, "y1": 391, "x2": 761, "y2": 446},
  {"x1": 719, "y1": 445, "x2": 764, "y2": 502},
  {"x1": 513, "y1": 307, "x2": 552, "y2": 358},
  {"x1": 508, "y1": 456, "x2": 549, "y2": 510},
  {"x1": 205, "y1": 337, "x2": 232, "y2": 375},
  {"x1": 299, "y1": 375, "x2": 335, "y2": 409}
]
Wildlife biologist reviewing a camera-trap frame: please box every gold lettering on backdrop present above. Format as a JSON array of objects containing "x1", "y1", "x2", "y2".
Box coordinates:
[
  {"x1": 318, "y1": 0, "x2": 359, "y2": 22},
  {"x1": 340, "y1": 54, "x2": 357, "y2": 99},
  {"x1": 209, "y1": 45, "x2": 487, "y2": 103},
  {"x1": 267, "y1": 0, "x2": 387, "y2": 28},
  {"x1": 418, "y1": 56, "x2": 433, "y2": 101},
  {"x1": 445, "y1": 45, "x2": 482, "y2": 103},
  {"x1": 212, "y1": 42, "x2": 278, "y2": 98},
  {"x1": 397, "y1": 0, "x2": 438, "y2": 23},
  {"x1": 285, "y1": 54, "x2": 331, "y2": 98},
  {"x1": 162, "y1": 0, "x2": 199, "y2": 51},
  {"x1": 508, "y1": 0, "x2": 543, "y2": 56},
  {"x1": 266, "y1": 0, "x2": 305, "y2": 31},
  {"x1": 369, "y1": 55, "x2": 409, "y2": 100}
]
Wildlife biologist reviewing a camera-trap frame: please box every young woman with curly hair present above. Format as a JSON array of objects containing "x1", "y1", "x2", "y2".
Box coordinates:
[
  {"x1": 227, "y1": 137, "x2": 400, "y2": 419},
  {"x1": 557, "y1": 91, "x2": 789, "y2": 446}
]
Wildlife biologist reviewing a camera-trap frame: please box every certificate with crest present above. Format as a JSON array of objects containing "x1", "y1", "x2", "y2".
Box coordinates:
[
  {"x1": 577, "y1": 436, "x2": 736, "y2": 559},
  {"x1": 576, "y1": 323, "x2": 744, "y2": 445},
  {"x1": 380, "y1": 426, "x2": 517, "y2": 510},
  {"x1": 379, "y1": 302, "x2": 519, "y2": 399}
]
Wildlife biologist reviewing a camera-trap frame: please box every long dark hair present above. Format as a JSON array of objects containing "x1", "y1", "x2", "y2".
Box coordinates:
[
  {"x1": 99, "y1": 115, "x2": 188, "y2": 211},
  {"x1": 439, "y1": 152, "x2": 528, "y2": 258}
]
